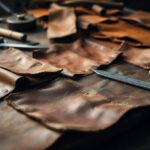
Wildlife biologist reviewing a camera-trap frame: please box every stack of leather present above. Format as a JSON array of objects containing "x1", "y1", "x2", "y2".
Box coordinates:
[{"x1": 0, "y1": 0, "x2": 150, "y2": 150}]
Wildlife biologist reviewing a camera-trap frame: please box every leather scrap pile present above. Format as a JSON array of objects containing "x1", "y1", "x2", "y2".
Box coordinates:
[{"x1": 0, "y1": 0, "x2": 150, "y2": 150}]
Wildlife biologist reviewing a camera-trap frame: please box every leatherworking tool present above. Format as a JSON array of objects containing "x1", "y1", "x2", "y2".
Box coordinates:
[
  {"x1": 0, "y1": 37, "x2": 48, "y2": 50},
  {"x1": 0, "y1": 28, "x2": 27, "y2": 41},
  {"x1": 0, "y1": 1, "x2": 36, "y2": 32},
  {"x1": 95, "y1": 70, "x2": 150, "y2": 90},
  {"x1": 6, "y1": 14, "x2": 37, "y2": 32}
]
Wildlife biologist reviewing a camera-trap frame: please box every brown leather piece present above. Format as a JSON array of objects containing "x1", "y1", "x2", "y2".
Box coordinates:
[
  {"x1": 75, "y1": 6, "x2": 94, "y2": 15},
  {"x1": 0, "y1": 100, "x2": 61, "y2": 150},
  {"x1": 122, "y1": 45, "x2": 150, "y2": 69},
  {"x1": 33, "y1": 38, "x2": 124, "y2": 76},
  {"x1": 27, "y1": 9, "x2": 49, "y2": 19},
  {"x1": 122, "y1": 11, "x2": 150, "y2": 28},
  {"x1": 0, "y1": 68, "x2": 21, "y2": 98},
  {"x1": 47, "y1": 4, "x2": 77, "y2": 39},
  {"x1": 98, "y1": 20, "x2": 150, "y2": 46},
  {"x1": 0, "y1": 48, "x2": 61, "y2": 75},
  {"x1": 78, "y1": 14, "x2": 117, "y2": 30},
  {"x1": 7, "y1": 79, "x2": 133, "y2": 131}
]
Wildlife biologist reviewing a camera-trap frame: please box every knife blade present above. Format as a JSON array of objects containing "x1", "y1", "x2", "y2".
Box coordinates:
[
  {"x1": 0, "y1": 43, "x2": 48, "y2": 50},
  {"x1": 95, "y1": 70, "x2": 150, "y2": 90}
]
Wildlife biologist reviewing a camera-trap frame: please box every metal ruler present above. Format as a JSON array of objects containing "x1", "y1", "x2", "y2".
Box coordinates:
[{"x1": 95, "y1": 70, "x2": 150, "y2": 91}]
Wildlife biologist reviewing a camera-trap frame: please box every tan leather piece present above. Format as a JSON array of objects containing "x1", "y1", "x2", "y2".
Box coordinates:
[
  {"x1": 7, "y1": 79, "x2": 133, "y2": 131},
  {"x1": 98, "y1": 20, "x2": 150, "y2": 46},
  {"x1": 0, "y1": 101, "x2": 61, "y2": 150},
  {"x1": 27, "y1": 9, "x2": 49, "y2": 19},
  {"x1": 78, "y1": 14, "x2": 117, "y2": 30},
  {"x1": 122, "y1": 45, "x2": 150, "y2": 69},
  {"x1": 0, "y1": 48, "x2": 61, "y2": 75},
  {"x1": 33, "y1": 39, "x2": 124, "y2": 76},
  {"x1": 122, "y1": 11, "x2": 150, "y2": 28},
  {"x1": 47, "y1": 4, "x2": 77, "y2": 39},
  {"x1": 0, "y1": 68, "x2": 21, "y2": 98}
]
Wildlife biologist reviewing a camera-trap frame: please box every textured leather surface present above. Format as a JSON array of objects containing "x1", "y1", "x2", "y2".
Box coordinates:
[
  {"x1": 0, "y1": 48, "x2": 61, "y2": 75},
  {"x1": 122, "y1": 11, "x2": 150, "y2": 28},
  {"x1": 7, "y1": 79, "x2": 132, "y2": 131},
  {"x1": 33, "y1": 38, "x2": 124, "y2": 76},
  {"x1": 0, "y1": 101, "x2": 61, "y2": 150},
  {"x1": 47, "y1": 4, "x2": 77, "y2": 39}
]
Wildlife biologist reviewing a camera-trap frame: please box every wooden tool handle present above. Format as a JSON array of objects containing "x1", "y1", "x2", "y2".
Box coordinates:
[{"x1": 0, "y1": 28, "x2": 27, "y2": 41}]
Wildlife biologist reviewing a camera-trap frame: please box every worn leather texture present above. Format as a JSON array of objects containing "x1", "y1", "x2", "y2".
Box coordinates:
[
  {"x1": 47, "y1": 4, "x2": 77, "y2": 39},
  {"x1": 33, "y1": 38, "x2": 124, "y2": 76},
  {"x1": 0, "y1": 101, "x2": 61, "y2": 150},
  {"x1": 0, "y1": 48, "x2": 61, "y2": 75}
]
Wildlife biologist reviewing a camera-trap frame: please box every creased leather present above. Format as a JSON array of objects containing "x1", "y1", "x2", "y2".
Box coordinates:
[
  {"x1": 0, "y1": 101, "x2": 61, "y2": 150},
  {"x1": 75, "y1": 6, "x2": 94, "y2": 15},
  {"x1": 122, "y1": 11, "x2": 150, "y2": 28},
  {"x1": 33, "y1": 38, "x2": 124, "y2": 76},
  {"x1": 47, "y1": 4, "x2": 77, "y2": 39},
  {"x1": 0, "y1": 48, "x2": 61, "y2": 75},
  {"x1": 7, "y1": 79, "x2": 133, "y2": 131},
  {"x1": 0, "y1": 68, "x2": 21, "y2": 98},
  {"x1": 78, "y1": 14, "x2": 117, "y2": 30},
  {"x1": 98, "y1": 20, "x2": 150, "y2": 46},
  {"x1": 122, "y1": 44, "x2": 150, "y2": 69}
]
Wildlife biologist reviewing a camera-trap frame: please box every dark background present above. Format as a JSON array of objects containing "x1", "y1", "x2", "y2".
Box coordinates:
[{"x1": 0, "y1": 0, "x2": 150, "y2": 13}]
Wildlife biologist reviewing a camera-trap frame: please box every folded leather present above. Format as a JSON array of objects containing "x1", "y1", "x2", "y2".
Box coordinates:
[
  {"x1": 0, "y1": 48, "x2": 61, "y2": 75},
  {"x1": 47, "y1": 4, "x2": 77, "y2": 39},
  {"x1": 98, "y1": 20, "x2": 150, "y2": 46},
  {"x1": 122, "y1": 11, "x2": 150, "y2": 28},
  {"x1": 7, "y1": 79, "x2": 132, "y2": 131}
]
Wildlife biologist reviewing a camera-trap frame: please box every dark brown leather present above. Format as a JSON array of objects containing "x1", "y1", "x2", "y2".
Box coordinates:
[
  {"x1": 7, "y1": 79, "x2": 133, "y2": 131},
  {"x1": 122, "y1": 11, "x2": 150, "y2": 28},
  {"x1": 0, "y1": 48, "x2": 61, "y2": 75},
  {"x1": 98, "y1": 20, "x2": 150, "y2": 46},
  {"x1": 33, "y1": 38, "x2": 124, "y2": 76},
  {"x1": 79, "y1": 62, "x2": 150, "y2": 107},
  {"x1": 0, "y1": 101, "x2": 61, "y2": 150},
  {"x1": 47, "y1": 4, "x2": 77, "y2": 39}
]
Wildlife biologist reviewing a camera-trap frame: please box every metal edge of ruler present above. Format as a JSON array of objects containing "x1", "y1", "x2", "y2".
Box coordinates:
[{"x1": 95, "y1": 70, "x2": 150, "y2": 91}]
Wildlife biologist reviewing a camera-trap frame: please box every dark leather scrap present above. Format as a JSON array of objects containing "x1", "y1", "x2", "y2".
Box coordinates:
[
  {"x1": 33, "y1": 38, "x2": 124, "y2": 76},
  {"x1": 98, "y1": 20, "x2": 150, "y2": 46},
  {"x1": 0, "y1": 101, "x2": 61, "y2": 150},
  {"x1": 122, "y1": 11, "x2": 150, "y2": 28},
  {"x1": 0, "y1": 48, "x2": 61, "y2": 75},
  {"x1": 47, "y1": 4, "x2": 77, "y2": 39},
  {"x1": 7, "y1": 79, "x2": 133, "y2": 132}
]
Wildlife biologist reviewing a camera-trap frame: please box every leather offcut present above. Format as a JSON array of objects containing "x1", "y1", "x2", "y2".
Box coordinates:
[
  {"x1": 47, "y1": 4, "x2": 77, "y2": 39},
  {"x1": 33, "y1": 38, "x2": 124, "y2": 76},
  {"x1": 0, "y1": 48, "x2": 61, "y2": 75},
  {"x1": 7, "y1": 79, "x2": 133, "y2": 131}
]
